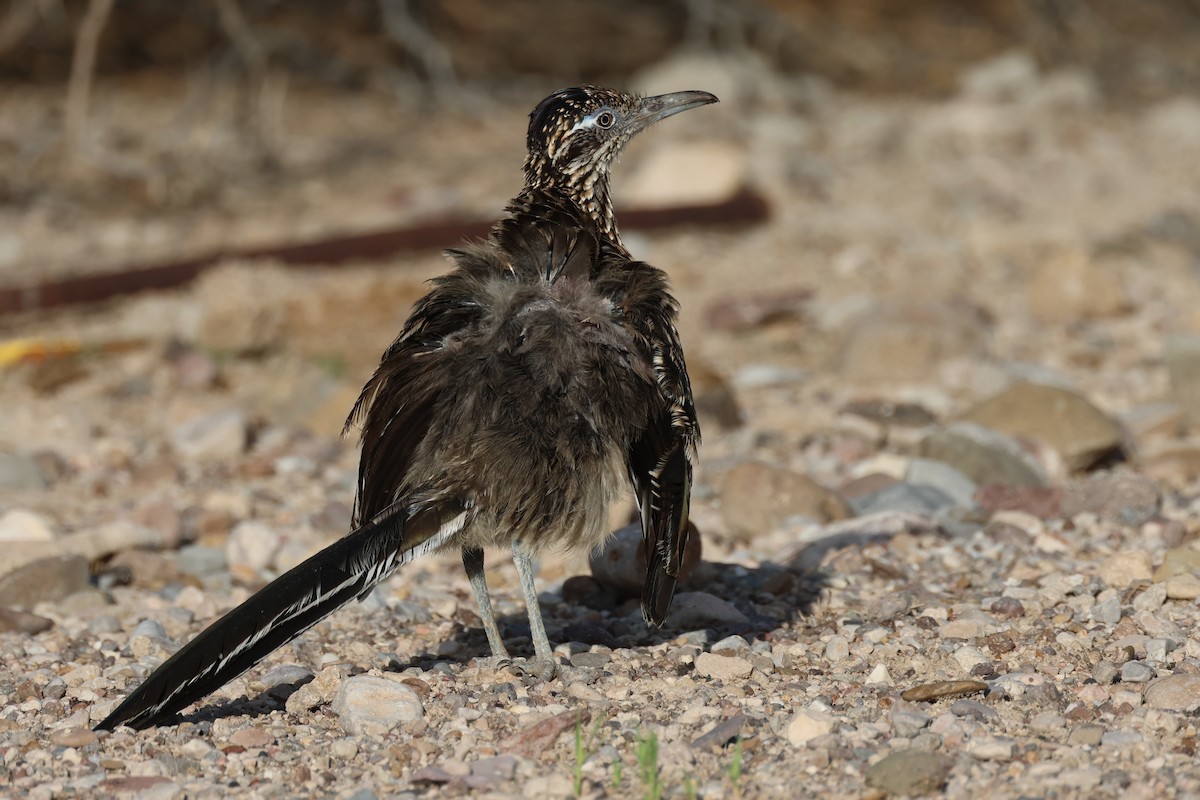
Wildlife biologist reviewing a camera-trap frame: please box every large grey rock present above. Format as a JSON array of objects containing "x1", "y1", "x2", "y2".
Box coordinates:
[
  {"x1": 962, "y1": 381, "x2": 1125, "y2": 471},
  {"x1": 906, "y1": 458, "x2": 978, "y2": 508},
  {"x1": 918, "y1": 422, "x2": 1048, "y2": 487},
  {"x1": 0, "y1": 555, "x2": 90, "y2": 608},
  {"x1": 850, "y1": 482, "x2": 959, "y2": 516},
  {"x1": 718, "y1": 462, "x2": 849, "y2": 540}
]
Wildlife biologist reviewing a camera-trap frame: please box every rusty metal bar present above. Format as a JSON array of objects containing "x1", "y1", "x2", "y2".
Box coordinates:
[{"x1": 0, "y1": 187, "x2": 769, "y2": 316}]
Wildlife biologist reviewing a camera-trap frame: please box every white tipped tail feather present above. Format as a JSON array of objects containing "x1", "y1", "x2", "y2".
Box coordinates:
[{"x1": 95, "y1": 501, "x2": 467, "y2": 731}]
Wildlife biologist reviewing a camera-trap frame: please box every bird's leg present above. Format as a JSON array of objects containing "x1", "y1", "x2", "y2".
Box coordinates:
[
  {"x1": 511, "y1": 542, "x2": 558, "y2": 680},
  {"x1": 462, "y1": 547, "x2": 510, "y2": 668}
]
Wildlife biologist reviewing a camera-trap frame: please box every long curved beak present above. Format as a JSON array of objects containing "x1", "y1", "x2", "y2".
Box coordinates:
[{"x1": 632, "y1": 90, "x2": 719, "y2": 131}]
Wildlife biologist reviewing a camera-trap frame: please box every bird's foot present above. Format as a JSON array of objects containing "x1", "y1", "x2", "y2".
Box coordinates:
[
  {"x1": 505, "y1": 657, "x2": 559, "y2": 681},
  {"x1": 489, "y1": 655, "x2": 514, "y2": 672}
]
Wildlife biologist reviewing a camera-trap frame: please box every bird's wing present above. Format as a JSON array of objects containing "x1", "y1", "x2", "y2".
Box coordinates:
[
  {"x1": 619, "y1": 263, "x2": 699, "y2": 627},
  {"x1": 94, "y1": 500, "x2": 467, "y2": 730},
  {"x1": 629, "y1": 406, "x2": 693, "y2": 627},
  {"x1": 345, "y1": 271, "x2": 483, "y2": 525}
]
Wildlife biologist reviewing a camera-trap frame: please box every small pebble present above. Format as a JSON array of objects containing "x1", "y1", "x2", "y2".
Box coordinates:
[
  {"x1": 1092, "y1": 660, "x2": 1119, "y2": 685},
  {"x1": 873, "y1": 591, "x2": 915, "y2": 621},
  {"x1": 0, "y1": 509, "x2": 56, "y2": 541},
  {"x1": 1029, "y1": 712, "x2": 1067, "y2": 732},
  {"x1": 179, "y1": 738, "x2": 213, "y2": 759},
  {"x1": 1120, "y1": 661, "x2": 1155, "y2": 683},
  {"x1": 330, "y1": 738, "x2": 359, "y2": 759},
  {"x1": 694, "y1": 652, "x2": 753, "y2": 680},
  {"x1": 969, "y1": 736, "x2": 1016, "y2": 761},
  {"x1": 1098, "y1": 550, "x2": 1153, "y2": 588},
  {"x1": 130, "y1": 618, "x2": 168, "y2": 640},
  {"x1": 1133, "y1": 582, "x2": 1168, "y2": 612},
  {"x1": 865, "y1": 663, "x2": 892, "y2": 685},
  {"x1": 0, "y1": 607, "x2": 53, "y2": 634},
  {"x1": 1101, "y1": 730, "x2": 1144, "y2": 747},
  {"x1": 824, "y1": 635, "x2": 850, "y2": 663},
  {"x1": 787, "y1": 709, "x2": 835, "y2": 746},
  {"x1": 1091, "y1": 596, "x2": 1122, "y2": 624},
  {"x1": 989, "y1": 596, "x2": 1025, "y2": 618},
  {"x1": 258, "y1": 664, "x2": 315, "y2": 690},
  {"x1": 1145, "y1": 638, "x2": 1177, "y2": 662},
  {"x1": 902, "y1": 680, "x2": 988, "y2": 702},
  {"x1": 87, "y1": 615, "x2": 122, "y2": 635},
  {"x1": 949, "y1": 699, "x2": 999, "y2": 723},
  {"x1": 865, "y1": 750, "x2": 953, "y2": 795},
  {"x1": 227, "y1": 727, "x2": 274, "y2": 749},
  {"x1": 49, "y1": 728, "x2": 98, "y2": 748},
  {"x1": 710, "y1": 634, "x2": 749, "y2": 654},
  {"x1": 1068, "y1": 724, "x2": 1105, "y2": 746},
  {"x1": 569, "y1": 651, "x2": 611, "y2": 669},
  {"x1": 890, "y1": 709, "x2": 930, "y2": 737}
]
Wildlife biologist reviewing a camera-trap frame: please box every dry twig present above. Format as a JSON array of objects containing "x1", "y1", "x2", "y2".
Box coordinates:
[
  {"x1": 214, "y1": 0, "x2": 286, "y2": 162},
  {"x1": 64, "y1": 0, "x2": 114, "y2": 156},
  {"x1": 379, "y1": 0, "x2": 457, "y2": 93},
  {"x1": 0, "y1": 0, "x2": 53, "y2": 57}
]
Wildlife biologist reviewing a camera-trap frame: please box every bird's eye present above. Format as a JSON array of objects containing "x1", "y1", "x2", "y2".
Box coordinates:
[{"x1": 595, "y1": 111, "x2": 616, "y2": 129}]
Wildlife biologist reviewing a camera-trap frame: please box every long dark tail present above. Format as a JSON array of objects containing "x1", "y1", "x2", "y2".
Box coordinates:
[{"x1": 95, "y1": 500, "x2": 467, "y2": 731}]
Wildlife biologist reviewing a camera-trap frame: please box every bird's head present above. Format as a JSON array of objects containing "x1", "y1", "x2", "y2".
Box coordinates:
[{"x1": 523, "y1": 86, "x2": 718, "y2": 236}]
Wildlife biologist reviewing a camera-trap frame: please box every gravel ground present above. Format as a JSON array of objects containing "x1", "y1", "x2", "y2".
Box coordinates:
[{"x1": 5, "y1": 52, "x2": 1200, "y2": 799}]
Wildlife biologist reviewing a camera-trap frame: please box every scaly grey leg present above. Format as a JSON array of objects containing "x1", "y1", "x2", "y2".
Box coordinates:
[
  {"x1": 512, "y1": 542, "x2": 558, "y2": 679},
  {"x1": 462, "y1": 547, "x2": 510, "y2": 666}
]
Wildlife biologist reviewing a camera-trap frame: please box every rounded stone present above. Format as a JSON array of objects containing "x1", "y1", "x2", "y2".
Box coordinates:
[
  {"x1": 694, "y1": 652, "x2": 753, "y2": 681},
  {"x1": 787, "y1": 709, "x2": 834, "y2": 746},
  {"x1": 1098, "y1": 550, "x2": 1153, "y2": 588},
  {"x1": 1145, "y1": 674, "x2": 1200, "y2": 712},
  {"x1": 1164, "y1": 572, "x2": 1200, "y2": 600},
  {"x1": 332, "y1": 675, "x2": 424, "y2": 735},
  {"x1": 865, "y1": 750, "x2": 953, "y2": 795}
]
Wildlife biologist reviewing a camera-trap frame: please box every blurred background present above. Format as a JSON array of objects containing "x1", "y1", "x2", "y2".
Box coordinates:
[{"x1": 2, "y1": 0, "x2": 1200, "y2": 603}]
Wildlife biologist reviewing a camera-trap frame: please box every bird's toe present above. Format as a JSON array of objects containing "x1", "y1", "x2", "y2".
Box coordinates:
[{"x1": 505, "y1": 657, "x2": 559, "y2": 681}]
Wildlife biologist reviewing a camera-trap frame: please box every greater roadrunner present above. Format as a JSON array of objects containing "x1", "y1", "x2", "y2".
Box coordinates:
[{"x1": 96, "y1": 86, "x2": 714, "y2": 731}]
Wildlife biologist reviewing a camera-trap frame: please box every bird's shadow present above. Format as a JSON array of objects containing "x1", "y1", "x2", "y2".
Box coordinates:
[{"x1": 165, "y1": 549, "x2": 843, "y2": 729}]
